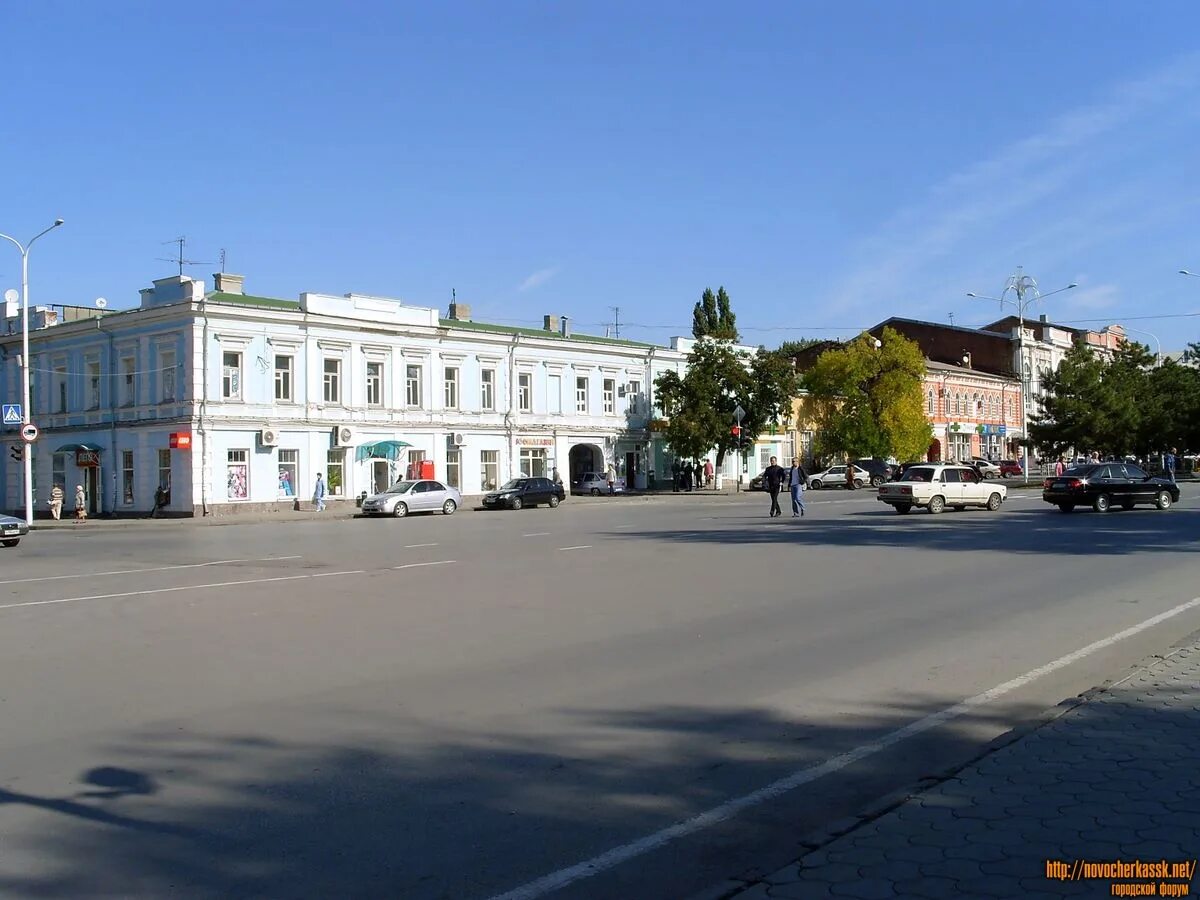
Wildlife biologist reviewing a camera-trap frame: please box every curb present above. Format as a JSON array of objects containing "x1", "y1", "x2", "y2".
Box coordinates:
[{"x1": 689, "y1": 626, "x2": 1200, "y2": 900}]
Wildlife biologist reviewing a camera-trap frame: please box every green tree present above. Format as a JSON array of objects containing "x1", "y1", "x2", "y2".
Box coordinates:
[
  {"x1": 774, "y1": 338, "x2": 824, "y2": 356},
  {"x1": 1140, "y1": 359, "x2": 1200, "y2": 454},
  {"x1": 803, "y1": 328, "x2": 930, "y2": 461},
  {"x1": 691, "y1": 286, "x2": 739, "y2": 340}
]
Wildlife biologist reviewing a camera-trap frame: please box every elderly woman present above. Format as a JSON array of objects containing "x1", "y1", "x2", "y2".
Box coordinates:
[{"x1": 74, "y1": 484, "x2": 87, "y2": 523}]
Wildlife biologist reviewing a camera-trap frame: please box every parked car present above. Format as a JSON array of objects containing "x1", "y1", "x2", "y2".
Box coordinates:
[
  {"x1": 482, "y1": 476, "x2": 566, "y2": 510},
  {"x1": 878, "y1": 463, "x2": 1007, "y2": 514},
  {"x1": 998, "y1": 460, "x2": 1023, "y2": 477},
  {"x1": 0, "y1": 513, "x2": 28, "y2": 547},
  {"x1": 851, "y1": 459, "x2": 896, "y2": 486},
  {"x1": 967, "y1": 457, "x2": 1002, "y2": 479},
  {"x1": 360, "y1": 479, "x2": 462, "y2": 517},
  {"x1": 808, "y1": 464, "x2": 872, "y2": 490},
  {"x1": 571, "y1": 472, "x2": 621, "y2": 496},
  {"x1": 1042, "y1": 463, "x2": 1180, "y2": 513}
]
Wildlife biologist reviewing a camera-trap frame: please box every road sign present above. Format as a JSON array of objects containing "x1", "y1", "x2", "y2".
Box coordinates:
[
  {"x1": 2, "y1": 404, "x2": 21, "y2": 426},
  {"x1": 19, "y1": 423, "x2": 38, "y2": 443},
  {"x1": 733, "y1": 404, "x2": 745, "y2": 422}
]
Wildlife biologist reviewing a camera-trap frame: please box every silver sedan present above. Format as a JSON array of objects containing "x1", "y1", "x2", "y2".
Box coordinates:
[{"x1": 360, "y1": 479, "x2": 462, "y2": 518}]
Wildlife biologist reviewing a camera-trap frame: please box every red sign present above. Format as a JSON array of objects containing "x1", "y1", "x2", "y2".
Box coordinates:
[
  {"x1": 169, "y1": 432, "x2": 192, "y2": 450},
  {"x1": 76, "y1": 450, "x2": 100, "y2": 468}
]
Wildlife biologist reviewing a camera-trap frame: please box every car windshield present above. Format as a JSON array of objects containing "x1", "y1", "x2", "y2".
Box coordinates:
[
  {"x1": 386, "y1": 481, "x2": 417, "y2": 494},
  {"x1": 899, "y1": 467, "x2": 936, "y2": 482},
  {"x1": 499, "y1": 479, "x2": 527, "y2": 491}
]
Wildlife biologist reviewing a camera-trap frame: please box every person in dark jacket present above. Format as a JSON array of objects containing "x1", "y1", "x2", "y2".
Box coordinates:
[
  {"x1": 683, "y1": 461, "x2": 694, "y2": 492},
  {"x1": 787, "y1": 457, "x2": 808, "y2": 517},
  {"x1": 763, "y1": 456, "x2": 786, "y2": 517}
]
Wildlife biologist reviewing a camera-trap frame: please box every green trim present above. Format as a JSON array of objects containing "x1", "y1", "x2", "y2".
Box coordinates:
[
  {"x1": 438, "y1": 318, "x2": 655, "y2": 348},
  {"x1": 206, "y1": 292, "x2": 301, "y2": 310}
]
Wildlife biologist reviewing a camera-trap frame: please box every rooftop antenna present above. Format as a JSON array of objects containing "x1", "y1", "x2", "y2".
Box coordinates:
[
  {"x1": 948, "y1": 312, "x2": 955, "y2": 326},
  {"x1": 609, "y1": 306, "x2": 621, "y2": 339},
  {"x1": 157, "y1": 236, "x2": 212, "y2": 278},
  {"x1": 219, "y1": 248, "x2": 227, "y2": 273}
]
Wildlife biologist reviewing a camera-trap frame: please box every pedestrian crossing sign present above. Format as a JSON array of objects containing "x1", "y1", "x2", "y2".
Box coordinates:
[{"x1": 1, "y1": 404, "x2": 21, "y2": 426}]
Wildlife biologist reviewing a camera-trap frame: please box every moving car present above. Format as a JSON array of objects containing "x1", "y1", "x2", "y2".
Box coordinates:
[
  {"x1": 1041, "y1": 462, "x2": 1180, "y2": 513},
  {"x1": 877, "y1": 463, "x2": 1007, "y2": 514},
  {"x1": 360, "y1": 479, "x2": 462, "y2": 518},
  {"x1": 571, "y1": 472, "x2": 621, "y2": 496},
  {"x1": 967, "y1": 457, "x2": 1002, "y2": 479},
  {"x1": 998, "y1": 460, "x2": 1023, "y2": 477},
  {"x1": 851, "y1": 459, "x2": 896, "y2": 486},
  {"x1": 482, "y1": 477, "x2": 566, "y2": 510},
  {"x1": 0, "y1": 513, "x2": 28, "y2": 547},
  {"x1": 808, "y1": 464, "x2": 872, "y2": 490}
]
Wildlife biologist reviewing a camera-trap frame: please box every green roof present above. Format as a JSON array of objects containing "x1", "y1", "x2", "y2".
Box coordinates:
[
  {"x1": 207, "y1": 292, "x2": 300, "y2": 310},
  {"x1": 438, "y1": 317, "x2": 656, "y2": 348}
]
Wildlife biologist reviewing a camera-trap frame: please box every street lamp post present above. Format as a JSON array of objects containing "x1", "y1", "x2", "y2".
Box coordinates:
[
  {"x1": 0, "y1": 219, "x2": 65, "y2": 526},
  {"x1": 1120, "y1": 325, "x2": 1161, "y2": 366},
  {"x1": 967, "y1": 267, "x2": 1077, "y2": 484}
]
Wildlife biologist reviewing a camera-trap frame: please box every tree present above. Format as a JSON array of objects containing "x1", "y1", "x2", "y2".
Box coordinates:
[
  {"x1": 803, "y1": 328, "x2": 930, "y2": 462},
  {"x1": 774, "y1": 338, "x2": 824, "y2": 357},
  {"x1": 1140, "y1": 359, "x2": 1200, "y2": 454},
  {"x1": 691, "y1": 287, "x2": 739, "y2": 341}
]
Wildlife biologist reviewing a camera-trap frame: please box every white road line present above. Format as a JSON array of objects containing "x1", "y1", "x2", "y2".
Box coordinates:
[
  {"x1": 612, "y1": 524, "x2": 636, "y2": 529},
  {"x1": 403, "y1": 543, "x2": 439, "y2": 548},
  {"x1": 486, "y1": 595, "x2": 1200, "y2": 900},
  {"x1": 523, "y1": 532, "x2": 552, "y2": 538},
  {"x1": 0, "y1": 556, "x2": 303, "y2": 587},
  {"x1": 558, "y1": 545, "x2": 592, "y2": 551},
  {"x1": 393, "y1": 560, "x2": 457, "y2": 570}
]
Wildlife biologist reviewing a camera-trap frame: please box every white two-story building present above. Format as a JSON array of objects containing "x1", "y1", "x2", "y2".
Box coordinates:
[{"x1": 1, "y1": 273, "x2": 692, "y2": 516}]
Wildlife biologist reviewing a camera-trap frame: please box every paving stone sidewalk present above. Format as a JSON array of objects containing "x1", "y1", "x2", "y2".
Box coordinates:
[{"x1": 721, "y1": 640, "x2": 1200, "y2": 899}]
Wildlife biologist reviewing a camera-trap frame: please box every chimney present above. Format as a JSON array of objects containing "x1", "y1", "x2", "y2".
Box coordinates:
[
  {"x1": 543, "y1": 314, "x2": 560, "y2": 333},
  {"x1": 1039, "y1": 313, "x2": 1047, "y2": 323},
  {"x1": 447, "y1": 302, "x2": 471, "y2": 321},
  {"x1": 560, "y1": 316, "x2": 571, "y2": 338},
  {"x1": 213, "y1": 272, "x2": 245, "y2": 295}
]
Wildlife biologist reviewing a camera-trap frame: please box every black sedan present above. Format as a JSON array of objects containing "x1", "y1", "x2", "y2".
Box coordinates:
[
  {"x1": 481, "y1": 477, "x2": 565, "y2": 510},
  {"x1": 1042, "y1": 462, "x2": 1180, "y2": 513}
]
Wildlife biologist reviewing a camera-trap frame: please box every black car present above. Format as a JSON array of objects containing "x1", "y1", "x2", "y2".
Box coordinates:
[
  {"x1": 852, "y1": 459, "x2": 896, "y2": 486},
  {"x1": 1042, "y1": 463, "x2": 1180, "y2": 513},
  {"x1": 481, "y1": 477, "x2": 565, "y2": 510}
]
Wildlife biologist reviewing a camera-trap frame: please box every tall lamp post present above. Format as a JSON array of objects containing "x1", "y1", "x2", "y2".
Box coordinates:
[
  {"x1": 967, "y1": 267, "x2": 1077, "y2": 484},
  {"x1": 0, "y1": 219, "x2": 65, "y2": 526},
  {"x1": 1120, "y1": 325, "x2": 1161, "y2": 366}
]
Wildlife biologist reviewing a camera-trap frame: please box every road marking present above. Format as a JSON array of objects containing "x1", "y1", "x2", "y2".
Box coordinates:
[
  {"x1": 612, "y1": 524, "x2": 636, "y2": 529},
  {"x1": 558, "y1": 545, "x2": 592, "y2": 551},
  {"x1": 523, "y1": 532, "x2": 552, "y2": 537},
  {"x1": 393, "y1": 560, "x2": 457, "y2": 570},
  {"x1": 403, "y1": 543, "x2": 439, "y2": 548},
  {"x1": 0, "y1": 571, "x2": 365, "y2": 612},
  {"x1": 0, "y1": 556, "x2": 303, "y2": 587},
  {"x1": 486, "y1": 594, "x2": 1200, "y2": 900}
]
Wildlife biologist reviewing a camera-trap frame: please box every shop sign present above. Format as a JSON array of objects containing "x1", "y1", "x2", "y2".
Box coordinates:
[
  {"x1": 169, "y1": 432, "x2": 192, "y2": 450},
  {"x1": 76, "y1": 450, "x2": 100, "y2": 468},
  {"x1": 517, "y1": 437, "x2": 554, "y2": 447}
]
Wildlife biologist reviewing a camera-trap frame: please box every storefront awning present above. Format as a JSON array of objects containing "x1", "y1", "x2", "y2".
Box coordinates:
[
  {"x1": 354, "y1": 440, "x2": 412, "y2": 462},
  {"x1": 55, "y1": 443, "x2": 103, "y2": 453}
]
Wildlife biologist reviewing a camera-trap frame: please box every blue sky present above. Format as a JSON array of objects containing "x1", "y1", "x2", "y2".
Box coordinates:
[{"x1": 3, "y1": 1, "x2": 1200, "y2": 350}]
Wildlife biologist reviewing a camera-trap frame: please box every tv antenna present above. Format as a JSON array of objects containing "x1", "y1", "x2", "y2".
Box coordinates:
[
  {"x1": 609, "y1": 306, "x2": 621, "y2": 339},
  {"x1": 219, "y1": 248, "x2": 228, "y2": 273},
  {"x1": 948, "y1": 312, "x2": 955, "y2": 326},
  {"x1": 157, "y1": 237, "x2": 212, "y2": 277}
]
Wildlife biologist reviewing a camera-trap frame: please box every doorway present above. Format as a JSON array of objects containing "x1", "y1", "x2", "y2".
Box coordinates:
[
  {"x1": 84, "y1": 466, "x2": 101, "y2": 515},
  {"x1": 372, "y1": 460, "x2": 390, "y2": 493}
]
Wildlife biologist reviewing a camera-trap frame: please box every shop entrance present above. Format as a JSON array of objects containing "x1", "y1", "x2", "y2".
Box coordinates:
[
  {"x1": 569, "y1": 443, "x2": 603, "y2": 484},
  {"x1": 84, "y1": 465, "x2": 101, "y2": 515},
  {"x1": 372, "y1": 460, "x2": 391, "y2": 493}
]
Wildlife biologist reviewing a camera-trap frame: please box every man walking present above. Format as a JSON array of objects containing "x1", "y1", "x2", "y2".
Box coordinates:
[
  {"x1": 787, "y1": 456, "x2": 807, "y2": 517},
  {"x1": 1165, "y1": 447, "x2": 1178, "y2": 483},
  {"x1": 671, "y1": 459, "x2": 681, "y2": 492},
  {"x1": 763, "y1": 455, "x2": 786, "y2": 517},
  {"x1": 313, "y1": 473, "x2": 327, "y2": 512},
  {"x1": 48, "y1": 483, "x2": 64, "y2": 520}
]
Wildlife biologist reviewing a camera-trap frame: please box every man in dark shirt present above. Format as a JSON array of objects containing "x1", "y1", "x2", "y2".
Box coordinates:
[{"x1": 763, "y1": 455, "x2": 786, "y2": 517}]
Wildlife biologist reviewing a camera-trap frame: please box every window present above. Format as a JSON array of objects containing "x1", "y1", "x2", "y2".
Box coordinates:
[
  {"x1": 406, "y1": 364, "x2": 422, "y2": 407},
  {"x1": 222, "y1": 351, "x2": 241, "y2": 400},
  {"x1": 950, "y1": 432, "x2": 971, "y2": 460},
  {"x1": 480, "y1": 369, "x2": 495, "y2": 411},
  {"x1": 275, "y1": 355, "x2": 293, "y2": 402},
  {"x1": 602, "y1": 378, "x2": 614, "y2": 414},
  {"x1": 278, "y1": 448, "x2": 298, "y2": 498},
  {"x1": 927, "y1": 390, "x2": 934, "y2": 415},
  {"x1": 547, "y1": 374, "x2": 561, "y2": 414},
  {"x1": 327, "y1": 449, "x2": 345, "y2": 497},
  {"x1": 444, "y1": 367, "x2": 459, "y2": 409},
  {"x1": 942, "y1": 468, "x2": 962, "y2": 484},
  {"x1": 87, "y1": 360, "x2": 101, "y2": 409},
  {"x1": 481, "y1": 450, "x2": 499, "y2": 491},
  {"x1": 578, "y1": 376, "x2": 591, "y2": 414},
  {"x1": 446, "y1": 448, "x2": 461, "y2": 489},
  {"x1": 365, "y1": 361, "x2": 383, "y2": 407},
  {"x1": 161, "y1": 350, "x2": 176, "y2": 403},
  {"x1": 519, "y1": 373, "x2": 532, "y2": 412},
  {"x1": 519, "y1": 447, "x2": 547, "y2": 478},
  {"x1": 323, "y1": 357, "x2": 341, "y2": 404},
  {"x1": 227, "y1": 449, "x2": 249, "y2": 500},
  {"x1": 55, "y1": 366, "x2": 67, "y2": 412},
  {"x1": 973, "y1": 393, "x2": 981, "y2": 416},
  {"x1": 628, "y1": 380, "x2": 641, "y2": 414},
  {"x1": 157, "y1": 449, "x2": 172, "y2": 503},
  {"x1": 52, "y1": 453, "x2": 66, "y2": 495},
  {"x1": 122, "y1": 449, "x2": 134, "y2": 504},
  {"x1": 121, "y1": 357, "x2": 136, "y2": 406}
]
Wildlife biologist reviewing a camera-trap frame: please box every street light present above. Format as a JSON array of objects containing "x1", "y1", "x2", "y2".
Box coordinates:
[
  {"x1": 0, "y1": 219, "x2": 65, "y2": 526},
  {"x1": 967, "y1": 267, "x2": 1077, "y2": 484},
  {"x1": 1179, "y1": 270, "x2": 1200, "y2": 278},
  {"x1": 1120, "y1": 324, "x2": 1161, "y2": 366}
]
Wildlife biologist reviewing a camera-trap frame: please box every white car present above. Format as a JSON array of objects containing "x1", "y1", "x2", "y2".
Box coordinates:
[
  {"x1": 877, "y1": 463, "x2": 1007, "y2": 515},
  {"x1": 968, "y1": 458, "x2": 1002, "y2": 479},
  {"x1": 807, "y1": 464, "x2": 872, "y2": 489}
]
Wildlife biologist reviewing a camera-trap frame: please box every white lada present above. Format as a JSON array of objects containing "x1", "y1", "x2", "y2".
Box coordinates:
[{"x1": 877, "y1": 463, "x2": 1007, "y2": 515}]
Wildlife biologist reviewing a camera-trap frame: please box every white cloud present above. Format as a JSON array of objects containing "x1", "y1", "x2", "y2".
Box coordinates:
[{"x1": 518, "y1": 267, "x2": 560, "y2": 292}]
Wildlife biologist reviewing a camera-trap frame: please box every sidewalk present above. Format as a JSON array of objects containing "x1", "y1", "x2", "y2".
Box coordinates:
[{"x1": 713, "y1": 637, "x2": 1200, "y2": 899}]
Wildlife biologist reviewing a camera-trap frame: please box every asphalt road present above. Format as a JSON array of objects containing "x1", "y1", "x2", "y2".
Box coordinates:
[{"x1": 0, "y1": 486, "x2": 1197, "y2": 899}]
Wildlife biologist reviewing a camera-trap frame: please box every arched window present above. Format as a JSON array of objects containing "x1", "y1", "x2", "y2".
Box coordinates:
[
  {"x1": 955, "y1": 393, "x2": 963, "y2": 416},
  {"x1": 927, "y1": 390, "x2": 934, "y2": 414},
  {"x1": 973, "y1": 393, "x2": 981, "y2": 416}
]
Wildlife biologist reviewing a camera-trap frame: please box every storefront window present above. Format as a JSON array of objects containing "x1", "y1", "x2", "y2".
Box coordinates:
[
  {"x1": 518, "y1": 448, "x2": 546, "y2": 478},
  {"x1": 446, "y1": 449, "x2": 461, "y2": 489},
  {"x1": 326, "y1": 449, "x2": 345, "y2": 497},
  {"x1": 227, "y1": 449, "x2": 249, "y2": 500},
  {"x1": 122, "y1": 449, "x2": 134, "y2": 504},
  {"x1": 278, "y1": 449, "x2": 298, "y2": 497},
  {"x1": 481, "y1": 450, "x2": 498, "y2": 490}
]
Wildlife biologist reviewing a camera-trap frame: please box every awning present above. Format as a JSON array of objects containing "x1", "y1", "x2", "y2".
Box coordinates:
[
  {"x1": 355, "y1": 440, "x2": 412, "y2": 463},
  {"x1": 55, "y1": 443, "x2": 103, "y2": 453}
]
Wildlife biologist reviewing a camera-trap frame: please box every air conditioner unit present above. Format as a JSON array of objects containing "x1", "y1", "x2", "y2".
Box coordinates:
[
  {"x1": 260, "y1": 427, "x2": 279, "y2": 447},
  {"x1": 333, "y1": 425, "x2": 356, "y2": 447},
  {"x1": 617, "y1": 385, "x2": 627, "y2": 397},
  {"x1": 452, "y1": 432, "x2": 465, "y2": 447}
]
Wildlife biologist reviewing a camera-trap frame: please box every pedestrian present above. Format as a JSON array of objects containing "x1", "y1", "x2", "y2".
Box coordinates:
[
  {"x1": 787, "y1": 456, "x2": 807, "y2": 518},
  {"x1": 1165, "y1": 447, "x2": 1178, "y2": 483},
  {"x1": 694, "y1": 459, "x2": 704, "y2": 489},
  {"x1": 764, "y1": 455, "x2": 786, "y2": 517},
  {"x1": 683, "y1": 461, "x2": 694, "y2": 492},
  {"x1": 1054, "y1": 457, "x2": 1066, "y2": 477},
  {"x1": 48, "y1": 483, "x2": 64, "y2": 520},
  {"x1": 73, "y1": 484, "x2": 87, "y2": 523},
  {"x1": 606, "y1": 465, "x2": 616, "y2": 495},
  {"x1": 845, "y1": 462, "x2": 857, "y2": 490},
  {"x1": 671, "y1": 459, "x2": 681, "y2": 492},
  {"x1": 704, "y1": 458, "x2": 714, "y2": 489},
  {"x1": 552, "y1": 467, "x2": 563, "y2": 487},
  {"x1": 152, "y1": 484, "x2": 170, "y2": 518},
  {"x1": 312, "y1": 473, "x2": 326, "y2": 512}
]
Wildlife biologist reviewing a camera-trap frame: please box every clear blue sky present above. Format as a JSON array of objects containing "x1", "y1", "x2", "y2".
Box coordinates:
[{"x1": 4, "y1": 1, "x2": 1200, "y2": 350}]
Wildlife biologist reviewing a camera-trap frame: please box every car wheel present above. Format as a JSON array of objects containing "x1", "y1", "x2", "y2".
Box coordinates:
[
  {"x1": 871, "y1": 476, "x2": 884, "y2": 487},
  {"x1": 1093, "y1": 493, "x2": 1111, "y2": 513},
  {"x1": 549, "y1": 495, "x2": 560, "y2": 508},
  {"x1": 986, "y1": 492, "x2": 1002, "y2": 511},
  {"x1": 393, "y1": 502, "x2": 408, "y2": 518},
  {"x1": 853, "y1": 479, "x2": 865, "y2": 489},
  {"x1": 1, "y1": 538, "x2": 19, "y2": 547},
  {"x1": 1058, "y1": 503, "x2": 1075, "y2": 513},
  {"x1": 928, "y1": 495, "x2": 945, "y2": 514},
  {"x1": 810, "y1": 480, "x2": 822, "y2": 489},
  {"x1": 510, "y1": 497, "x2": 523, "y2": 510},
  {"x1": 442, "y1": 499, "x2": 457, "y2": 515},
  {"x1": 591, "y1": 488, "x2": 600, "y2": 496},
  {"x1": 1156, "y1": 491, "x2": 1173, "y2": 510},
  {"x1": 894, "y1": 504, "x2": 911, "y2": 515}
]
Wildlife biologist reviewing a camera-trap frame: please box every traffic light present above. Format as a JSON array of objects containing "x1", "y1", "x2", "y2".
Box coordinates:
[{"x1": 9, "y1": 444, "x2": 22, "y2": 463}]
